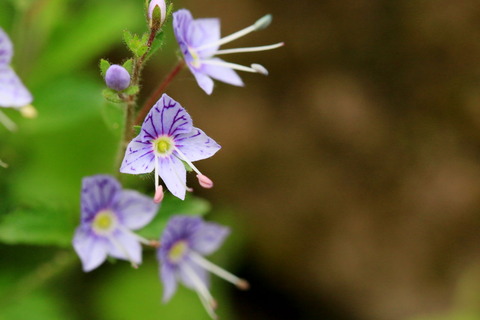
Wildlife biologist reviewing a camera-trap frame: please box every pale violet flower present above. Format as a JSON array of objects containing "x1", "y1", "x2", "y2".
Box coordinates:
[
  {"x1": 0, "y1": 27, "x2": 33, "y2": 130},
  {"x1": 158, "y1": 215, "x2": 248, "y2": 319},
  {"x1": 120, "y1": 93, "x2": 220, "y2": 201},
  {"x1": 73, "y1": 175, "x2": 159, "y2": 272},
  {"x1": 173, "y1": 9, "x2": 283, "y2": 95}
]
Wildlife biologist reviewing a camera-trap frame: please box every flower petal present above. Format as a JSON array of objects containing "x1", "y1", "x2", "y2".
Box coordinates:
[
  {"x1": 114, "y1": 189, "x2": 159, "y2": 230},
  {"x1": 192, "y1": 18, "x2": 221, "y2": 58},
  {"x1": 81, "y1": 175, "x2": 121, "y2": 220},
  {"x1": 107, "y1": 229, "x2": 142, "y2": 265},
  {"x1": 141, "y1": 94, "x2": 192, "y2": 141},
  {"x1": 191, "y1": 221, "x2": 230, "y2": 255},
  {"x1": 158, "y1": 155, "x2": 187, "y2": 200},
  {"x1": 191, "y1": 70, "x2": 214, "y2": 95},
  {"x1": 175, "y1": 128, "x2": 221, "y2": 162},
  {"x1": 0, "y1": 65, "x2": 32, "y2": 108},
  {"x1": 179, "y1": 258, "x2": 210, "y2": 291},
  {"x1": 160, "y1": 263, "x2": 178, "y2": 303},
  {"x1": 120, "y1": 136, "x2": 155, "y2": 174},
  {"x1": 73, "y1": 227, "x2": 108, "y2": 272},
  {"x1": 0, "y1": 28, "x2": 13, "y2": 65},
  {"x1": 202, "y1": 58, "x2": 244, "y2": 87}
]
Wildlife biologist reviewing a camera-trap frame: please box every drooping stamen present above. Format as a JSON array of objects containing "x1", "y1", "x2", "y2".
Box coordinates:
[
  {"x1": 154, "y1": 157, "x2": 160, "y2": 191},
  {"x1": 197, "y1": 174, "x2": 213, "y2": 189},
  {"x1": 0, "y1": 160, "x2": 7, "y2": 168},
  {"x1": 118, "y1": 225, "x2": 152, "y2": 246},
  {"x1": 0, "y1": 110, "x2": 17, "y2": 131},
  {"x1": 182, "y1": 264, "x2": 218, "y2": 319},
  {"x1": 173, "y1": 147, "x2": 215, "y2": 189},
  {"x1": 200, "y1": 59, "x2": 268, "y2": 74},
  {"x1": 251, "y1": 64, "x2": 268, "y2": 75},
  {"x1": 214, "y1": 42, "x2": 284, "y2": 56},
  {"x1": 195, "y1": 14, "x2": 273, "y2": 52},
  {"x1": 154, "y1": 185, "x2": 164, "y2": 203},
  {"x1": 190, "y1": 251, "x2": 250, "y2": 290},
  {"x1": 108, "y1": 235, "x2": 139, "y2": 269}
]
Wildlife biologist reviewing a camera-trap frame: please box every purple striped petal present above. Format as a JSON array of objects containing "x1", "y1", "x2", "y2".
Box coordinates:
[
  {"x1": 175, "y1": 128, "x2": 221, "y2": 162},
  {"x1": 202, "y1": 58, "x2": 244, "y2": 87},
  {"x1": 0, "y1": 65, "x2": 32, "y2": 108},
  {"x1": 141, "y1": 94, "x2": 192, "y2": 141},
  {"x1": 81, "y1": 175, "x2": 121, "y2": 220},
  {"x1": 120, "y1": 137, "x2": 155, "y2": 174},
  {"x1": 158, "y1": 155, "x2": 187, "y2": 200},
  {"x1": 191, "y1": 222, "x2": 230, "y2": 255},
  {"x1": 107, "y1": 229, "x2": 142, "y2": 264},
  {"x1": 0, "y1": 28, "x2": 12, "y2": 65},
  {"x1": 114, "y1": 190, "x2": 159, "y2": 230},
  {"x1": 73, "y1": 227, "x2": 108, "y2": 272}
]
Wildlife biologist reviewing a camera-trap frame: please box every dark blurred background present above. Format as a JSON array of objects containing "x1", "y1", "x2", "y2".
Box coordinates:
[{"x1": 3, "y1": 0, "x2": 480, "y2": 319}]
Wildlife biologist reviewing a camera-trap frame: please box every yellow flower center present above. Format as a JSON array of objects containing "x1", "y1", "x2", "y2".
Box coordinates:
[
  {"x1": 169, "y1": 241, "x2": 189, "y2": 263},
  {"x1": 188, "y1": 47, "x2": 201, "y2": 68},
  {"x1": 92, "y1": 210, "x2": 116, "y2": 234},
  {"x1": 153, "y1": 136, "x2": 174, "y2": 156}
]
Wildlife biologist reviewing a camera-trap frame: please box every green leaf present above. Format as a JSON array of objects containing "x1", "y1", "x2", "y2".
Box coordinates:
[
  {"x1": 122, "y1": 58, "x2": 134, "y2": 75},
  {"x1": 137, "y1": 195, "x2": 210, "y2": 239},
  {"x1": 0, "y1": 207, "x2": 75, "y2": 247},
  {"x1": 133, "y1": 125, "x2": 142, "y2": 136},
  {"x1": 99, "y1": 59, "x2": 111, "y2": 78},
  {"x1": 121, "y1": 85, "x2": 139, "y2": 95},
  {"x1": 124, "y1": 31, "x2": 148, "y2": 57},
  {"x1": 102, "y1": 88, "x2": 123, "y2": 103}
]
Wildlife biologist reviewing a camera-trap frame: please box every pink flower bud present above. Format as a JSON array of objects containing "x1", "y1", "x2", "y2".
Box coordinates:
[{"x1": 148, "y1": 0, "x2": 166, "y2": 26}]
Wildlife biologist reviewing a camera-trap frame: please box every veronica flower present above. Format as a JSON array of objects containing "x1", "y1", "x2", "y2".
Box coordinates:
[
  {"x1": 158, "y1": 216, "x2": 248, "y2": 319},
  {"x1": 0, "y1": 27, "x2": 33, "y2": 130},
  {"x1": 120, "y1": 93, "x2": 220, "y2": 201},
  {"x1": 73, "y1": 175, "x2": 159, "y2": 272},
  {"x1": 105, "y1": 64, "x2": 131, "y2": 91},
  {"x1": 173, "y1": 9, "x2": 284, "y2": 95}
]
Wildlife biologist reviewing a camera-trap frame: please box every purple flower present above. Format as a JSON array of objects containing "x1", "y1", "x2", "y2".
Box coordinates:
[
  {"x1": 73, "y1": 175, "x2": 159, "y2": 272},
  {"x1": 105, "y1": 64, "x2": 131, "y2": 91},
  {"x1": 158, "y1": 216, "x2": 248, "y2": 319},
  {"x1": 0, "y1": 27, "x2": 32, "y2": 108},
  {"x1": 173, "y1": 9, "x2": 283, "y2": 95},
  {"x1": 120, "y1": 94, "x2": 220, "y2": 201}
]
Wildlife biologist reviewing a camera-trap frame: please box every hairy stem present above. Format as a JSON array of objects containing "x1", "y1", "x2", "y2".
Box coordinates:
[{"x1": 134, "y1": 60, "x2": 185, "y2": 125}]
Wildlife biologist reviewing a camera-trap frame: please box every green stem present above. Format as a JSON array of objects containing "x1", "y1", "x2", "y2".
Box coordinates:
[{"x1": 134, "y1": 60, "x2": 185, "y2": 125}]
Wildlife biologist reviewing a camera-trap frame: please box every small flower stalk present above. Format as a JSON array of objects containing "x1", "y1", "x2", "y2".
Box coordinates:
[
  {"x1": 120, "y1": 94, "x2": 221, "y2": 201},
  {"x1": 73, "y1": 175, "x2": 159, "y2": 272},
  {"x1": 173, "y1": 9, "x2": 284, "y2": 94},
  {"x1": 158, "y1": 216, "x2": 249, "y2": 319}
]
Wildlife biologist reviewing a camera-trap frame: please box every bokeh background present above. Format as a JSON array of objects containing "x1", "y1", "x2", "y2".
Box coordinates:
[{"x1": 2, "y1": 0, "x2": 480, "y2": 319}]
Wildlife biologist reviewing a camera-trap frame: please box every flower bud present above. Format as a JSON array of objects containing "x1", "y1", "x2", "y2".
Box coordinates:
[
  {"x1": 105, "y1": 65, "x2": 131, "y2": 91},
  {"x1": 148, "y1": 0, "x2": 166, "y2": 27}
]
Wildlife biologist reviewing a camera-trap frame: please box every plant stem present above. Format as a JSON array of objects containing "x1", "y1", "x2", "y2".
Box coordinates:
[{"x1": 134, "y1": 60, "x2": 185, "y2": 125}]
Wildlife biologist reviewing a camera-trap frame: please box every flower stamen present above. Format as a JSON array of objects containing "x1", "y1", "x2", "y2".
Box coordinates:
[
  {"x1": 195, "y1": 14, "x2": 273, "y2": 52},
  {"x1": 182, "y1": 264, "x2": 218, "y2": 319},
  {"x1": 200, "y1": 59, "x2": 268, "y2": 75},
  {"x1": 190, "y1": 251, "x2": 249, "y2": 290},
  {"x1": 0, "y1": 110, "x2": 17, "y2": 131},
  {"x1": 213, "y1": 42, "x2": 284, "y2": 56}
]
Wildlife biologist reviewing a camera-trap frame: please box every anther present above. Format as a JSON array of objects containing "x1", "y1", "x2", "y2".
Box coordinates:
[
  {"x1": 197, "y1": 174, "x2": 213, "y2": 189},
  {"x1": 251, "y1": 64, "x2": 268, "y2": 75},
  {"x1": 236, "y1": 279, "x2": 250, "y2": 290},
  {"x1": 154, "y1": 185, "x2": 164, "y2": 203},
  {"x1": 254, "y1": 14, "x2": 272, "y2": 30}
]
